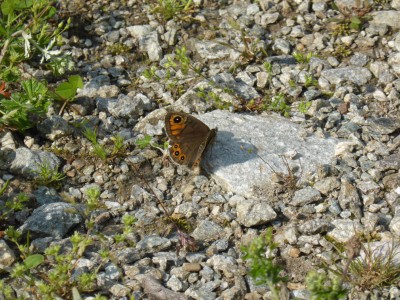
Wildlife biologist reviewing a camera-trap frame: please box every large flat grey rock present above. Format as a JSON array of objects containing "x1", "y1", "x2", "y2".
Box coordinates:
[{"x1": 197, "y1": 110, "x2": 340, "y2": 197}]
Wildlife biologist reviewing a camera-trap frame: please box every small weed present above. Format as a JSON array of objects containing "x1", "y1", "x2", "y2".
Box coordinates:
[
  {"x1": 107, "y1": 43, "x2": 130, "y2": 55},
  {"x1": 143, "y1": 65, "x2": 160, "y2": 80},
  {"x1": 329, "y1": 1, "x2": 372, "y2": 36},
  {"x1": 306, "y1": 271, "x2": 347, "y2": 300},
  {"x1": 347, "y1": 241, "x2": 400, "y2": 289},
  {"x1": 292, "y1": 51, "x2": 314, "y2": 64},
  {"x1": 135, "y1": 135, "x2": 167, "y2": 152},
  {"x1": 333, "y1": 45, "x2": 352, "y2": 59},
  {"x1": 114, "y1": 214, "x2": 136, "y2": 245},
  {"x1": 304, "y1": 74, "x2": 318, "y2": 88},
  {"x1": 332, "y1": 22, "x2": 351, "y2": 36},
  {"x1": 32, "y1": 161, "x2": 65, "y2": 187},
  {"x1": 263, "y1": 61, "x2": 273, "y2": 75},
  {"x1": 243, "y1": 97, "x2": 269, "y2": 113},
  {"x1": 83, "y1": 128, "x2": 126, "y2": 161},
  {"x1": 163, "y1": 46, "x2": 196, "y2": 77},
  {"x1": 0, "y1": 192, "x2": 29, "y2": 223},
  {"x1": 152, "y1": 0, "x2": 194, "y2": 22},
  {"x1": 221, "y1": 17, "x2": 267, "y2": 64},
  {"x1": 0, "y1": 179, "x2": 10, "y2": 197},
  {"x1": 49, "y1": 74, "x2": 83, "y2": 115},
  {"x1": 269, "y1": 93, "x2": 291, "y2": 117},
  {"x1": 0, "y1": 0, "x2": 72, "y2": 81},
  {"x1": 242, "y1": 228, "x2": 286, "y2": 300},
  {"x1": 85, "y1": 186, "x2": 101, "y2": 211},
  {"x1": 0, "y1": 79, "x2": 51, "y2": 131},
  {"x1": 298, "y1": 100, "x2": 312, "y2": 114},
  {"x1": 196, "y1": 87, "x2": 231, "y2": 110}
]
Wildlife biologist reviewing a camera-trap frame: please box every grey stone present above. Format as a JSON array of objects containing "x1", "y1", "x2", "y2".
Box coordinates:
[
  {"x1": 366, "y1": 117, "x2": 400, "y2": 135},
  {"x1": 0, "y1": 240, "x2": 16, "y2": 270},
  {"x1": 9, "y1": 148, "x2": 60, "y2": 179},
  {"x1": 109, "y1": 93, "x2": 151, "y2": 118},
  {"x1": 38, "y1": 116, "x2": 72, "y2": 141},
  {"x1": 298, "y1": 219, "x2": 330, "y2": 235},
  {"x1": 127, "y1": 25, "x2": 152, "y2": 38},
  {"x1": 116, "y1": 248, "x2": 140, "y2": 264},
  {"x1": 292, "y1": 187, "x2": 322, "y2": 206},
  {"x1": 273, "y1": 38, "x2": 292, "y2": 54},
  {"x1": 236, "y1": 199, "x2": 277, "y2": 227},
  {"x1": 349, "y1": 53, "x2": 369, "y2": 67},
  {"x1": 34, "y1": 186, "x2": 63, "y2": 205},
  {"x1": 327, "y1": 219, "x2": 363, "y2": 243},
  {"x1": 166, "y1": 275, "x2": 187, "y2": 292},
  {"x1": 136, "y1": 235, "x2": 171, "y2": 253},
  {"x1": 109, "y1": 283, "x2": 130, "y2": 297},
  {"x1": 191, "y1": 39, "x2": 237, "y2": 61},
  {"x1": 257, "y1": 12, "x2": 280, "y2": 26},
  {"x1": 338, "y1": 179, "x2": 362, "y2": 219},
  {"x1": 138, "y1": 31, "x2": 162, "y2": 62},
  {"x1": 0, "y1": 132, "x2": 16, "y2": 151},
  {"x1": 18, "y1": 202, "x2": 82, "y2": 238},
  {"x1": 389, "y1": 215, "x2": 400, "y2": 236},
  {"x1": 320, "y1": 67, "x2": 372, "y2": 87},
  {"x1": 370, "y1": 10, "x2": 400, "y2": 29},
  {"x1": 191, "y1": 220, "x2": 224, "y2": 242},
  {"x1": 207, "y1": 255, "x2": 238, "y2": 277},
  {"x1": 198, "y1": 110, "x2": 339, "y2": 198},
  {"x1": 211, "y1": 73, "x2": 259, "y2": 101},
  {"x1": 375, "y1": 152, "x2": 400, "y2": 172}
]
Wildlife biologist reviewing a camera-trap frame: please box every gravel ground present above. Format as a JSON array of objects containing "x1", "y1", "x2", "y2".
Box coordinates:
[{"x1": 1, "y1": 0, "x2": 400, "y2": 299}]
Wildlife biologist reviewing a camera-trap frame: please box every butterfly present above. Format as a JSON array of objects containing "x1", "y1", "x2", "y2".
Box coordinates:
[{"x1": 165, "y1": 111, "x2": 216, "y2": 168}]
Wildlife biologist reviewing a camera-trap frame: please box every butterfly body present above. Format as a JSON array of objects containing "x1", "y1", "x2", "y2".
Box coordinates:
[{"x1": 165, "y1": 112, "x2": 216, "y2": 168}]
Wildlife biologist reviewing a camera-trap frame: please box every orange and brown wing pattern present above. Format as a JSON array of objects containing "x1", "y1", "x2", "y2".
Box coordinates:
[{"x1": 165, "y1": 112, "x2": 188, "y2": 141}]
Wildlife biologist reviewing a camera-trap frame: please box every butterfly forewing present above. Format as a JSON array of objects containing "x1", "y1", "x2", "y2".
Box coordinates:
[{"x1": 165, "y1": 112, "x2": 215, "y2": 168}]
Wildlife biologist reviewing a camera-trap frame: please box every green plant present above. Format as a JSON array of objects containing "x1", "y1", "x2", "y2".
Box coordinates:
[
  {"x1": 163, "y1": 46, "x2": 197, "y2": 78},
  {"x1": 292, "y1": 51, "x2": 314, "y2": 64},
  {"x1": 304, "y1": 74, "x2": 317, "y2": 88},
  {"x1": 269, "y1": 93, "x2": 290, "y2": 117},
  {"x1": 83, "y1": 128, "x2": 126, "y2": 161},
  {"x1": 32, "y1": 160, "x2": 65, "y2": 187},
  {"x1": 2, "y1": 224, "x2": 112, "y2": 299},
  {"x1": 114, "y1": 214, "x2": 136, "y2": 245},
  {"x1": 333, "y1": 45, "x2": 352, "y2": 58},
  {"x1": 0, "y1": 78, "x2": 51, "y2": 131},
  {"x1": 0, "y1": 0, "x2": 72, "y2": 81},
  {"x1": 242, "y1": 228, "x2": 286, "y2": 300},
  {"x1": 151, "y1": 0, "x2": 194, "y2": 22},
  {"x1": 329, "y1": 2, "x2": 372, "y2": 36},
  {"x1": 143, "y1": 65, "x2": 160, "y2": 80},
  {"x1": 298, "y1": 100, "x2": 312, "y2": 113},
  {"x1": 135, "y1": 134, "x2": 168, "y2": 152},
  {"x1": 49, "y1": 74, "x2": 83, "y2": 115},
  {"x1": 0, "y1": 192, "x2": 29, "y2": 223},
  {"x1": 107, "y1": 42, "x2": 130, "y2": 55},
  {"x1": 346, "y1": 241, "x2": 400, "y2": 289},
  {"x1": 306, "y1": 271, "x2": 347, "y2": 300},
  {"x1": 263, "y1": 61, "x2": 272, "y2": 75},
  {"x1": 196, "y1": 87, "x2": 231, "y2": 110},
  {"x1": 0, "y1": 179, "x2": 10, "y2": 196}
]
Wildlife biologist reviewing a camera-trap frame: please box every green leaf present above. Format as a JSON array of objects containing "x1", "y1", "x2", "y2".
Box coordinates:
[
  {"x1": 68, "y1": 75, "x2": 83, "y2": 90},
  {"x1": 23, "y1": 254, "x2": 44, "y2": 269},
  {"x1": 54, "y1": 75, "x2": 82, "y2": 100},
  {"x1": 14, "y1": 0, "x2": 34, "y2": 10},
  {"x1": 135, "y1": 135, "x2": 152, "y2": 149},
  {"x1": 55, "y1": 82, "x2": 75, "y2": 100},
  {"x1": 350, "y1": 16, "x2": 362, "y2": 25},
  {"x1": 1, "y1": 0, "x2": 14, "y2": 15}
]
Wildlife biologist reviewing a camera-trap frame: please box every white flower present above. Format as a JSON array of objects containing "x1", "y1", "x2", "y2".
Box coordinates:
[
  {"x1": 40, "y1": 38, "x2": 62, "y2": 63},
  {"x1": 22, "y1": 31, "x2": 32, "y2": 58}
]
